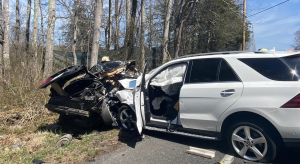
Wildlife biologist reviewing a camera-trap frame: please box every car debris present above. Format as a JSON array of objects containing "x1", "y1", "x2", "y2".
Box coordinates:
[
  {"x1": 56, "y1": 134, "x2": 72, "y2": 147},
  {"x1": 186, "y1": 146, "x2": 215, "y2": 159},
  {"x1": 11, "y1": 142, "x2": 23, "y2": 148},
  {"x1": 38, "y1": 60, "x2": 140, "y2": 130},
  {"x1": 32, "y1": 159, "x2": 46, "y2": 164}
]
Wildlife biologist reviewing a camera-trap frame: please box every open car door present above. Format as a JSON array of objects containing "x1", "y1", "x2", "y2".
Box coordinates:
[{"x1": 135, "y1": 62, "x2": 149, "y2": 134}]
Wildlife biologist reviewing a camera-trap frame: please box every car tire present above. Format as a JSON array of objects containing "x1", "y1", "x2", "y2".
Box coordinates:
[
  {"x1": 226, "y1": 121, "x2": 280, "y2": 162},
  {"x1": 118, "y1": 105, "x2": 137, "y2": 131}
]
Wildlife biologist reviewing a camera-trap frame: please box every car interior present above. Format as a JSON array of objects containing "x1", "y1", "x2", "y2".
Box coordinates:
[{"x1": 147, "y1": 63, "x2": 187, "y2": 121}]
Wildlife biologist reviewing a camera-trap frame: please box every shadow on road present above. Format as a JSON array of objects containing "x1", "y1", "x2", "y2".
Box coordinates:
[
  {"x1": 143, "y1": 130, "x2": 300, "y2": 164},
  {"x1": 117, "y1": 129, "x2": 143, "y2": 148}
]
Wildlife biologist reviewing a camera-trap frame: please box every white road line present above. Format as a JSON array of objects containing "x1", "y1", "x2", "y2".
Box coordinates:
[{"x1": 220, "y1": 154, "x2": 235, "y2": 164}]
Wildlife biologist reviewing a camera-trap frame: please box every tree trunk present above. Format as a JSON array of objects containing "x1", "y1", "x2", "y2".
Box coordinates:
[
  {"x1": 125, "y1": 0, "x2": 131, "y2": 44},
  {"x1": 3, "y1": 0, "x2": 10, "y2": 76},
  {"x1": 148, "y1": 0, "x2": 152, "y2": 49},
  {"x1": 39, "y1": 0, "x2": 45, "y2": 72},
  {"x1": 140, "y1": 0, "x2": 145, "y2": 67},
  {"x1": 43, "y1": 0, "x2": 56, "y2": 79},
  {"x1": 72, "y1": 0, "x2": 80, "y2": 65},
  {"x1": 15, "y1": 0, "x2": 20, "y2": 44},
  {"x1": 108, "y1": 0, "x2": 112, "y2": 50},
  {"x1": 162, "y1": 0, "x2": 173, "y2": 63},
  {"x1": 126, "y1": 0, "x2": 137, "y2": 60},
  {"x1": 25, "y1": 0, "x2": 32, "y2": 60},
  {"x1": 0, "y1": 0, "x2": 3, "y2": 82},
  {"x1": 124, "y1": 0, "x2": 131, "y2": 58},
  {"x1": 90, "y1": 0, "x2": 103, "y2": 68},
  {"x1": 174, "y1": 0, "x2": 196, "y2": 58},
  {"x1": 114, "y1": 0, "x2": 121, "y2": 50},
  {"x1": 32, "y1": 0, "x2": 39, "y2": 78}
]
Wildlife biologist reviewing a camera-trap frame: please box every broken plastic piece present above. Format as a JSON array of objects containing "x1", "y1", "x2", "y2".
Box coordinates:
[
  {"x1": 56, "y1": 134, "x2": 72, "y2": 147},
  {"x1": 12, "y1": 142, "x2": 22, "y2": 148},
  {"x1": 186, "y1": 146, "x2": 215, "y2": 159}
]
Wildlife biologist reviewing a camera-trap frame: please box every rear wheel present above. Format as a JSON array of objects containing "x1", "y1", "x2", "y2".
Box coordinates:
[
  {"x1": 118, "y1": 105, "x2": 137, "y2": 131},
  {"x1": 227, "y1": 121, "x2": 279, "y2": 162}
]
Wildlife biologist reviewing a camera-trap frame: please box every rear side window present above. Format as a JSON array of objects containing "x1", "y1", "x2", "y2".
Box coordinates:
[
  {"x1": 239, "y1": 58, "x2": 299, "y2": 81},
  {"x1": 219, "y1": 60, "x2": 240, "y2": 82},
  {"x1": 189, "y1": 59, "x2": 220, "y2": 83},
  {"x1": 281, "y1": 54, "x2": 300, "y2": 75}
]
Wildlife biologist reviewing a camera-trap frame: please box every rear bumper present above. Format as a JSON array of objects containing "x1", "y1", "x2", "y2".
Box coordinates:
[{"x1": 283, "y1": 138, "x2": 300, "y2": 147}]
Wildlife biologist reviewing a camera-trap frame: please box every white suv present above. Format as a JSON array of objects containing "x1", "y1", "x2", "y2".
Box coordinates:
[{"x1": 119, "y1": 51, "x2": 300, "y2": 162}]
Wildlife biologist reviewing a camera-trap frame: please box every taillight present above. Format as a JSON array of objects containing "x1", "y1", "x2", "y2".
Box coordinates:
[
  {"x1": 281, "y1": 94, "x2": 300, "y2": 108},
  {"x1": 39, "y1": 77, "x2": 53, "y2": 87}
]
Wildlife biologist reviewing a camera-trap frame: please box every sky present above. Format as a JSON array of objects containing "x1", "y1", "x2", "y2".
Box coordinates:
[{"x1": 247, "y1": 0, "x2": 300, "y2": 51}]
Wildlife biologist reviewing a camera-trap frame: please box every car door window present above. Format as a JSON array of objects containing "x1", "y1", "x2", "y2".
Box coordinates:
[
  {"x1": 189, "y1": 59, "x2": 221, "y2": 83},
  {"x1": 219, "y1": 60, "x2": 240, "y2": 82}
]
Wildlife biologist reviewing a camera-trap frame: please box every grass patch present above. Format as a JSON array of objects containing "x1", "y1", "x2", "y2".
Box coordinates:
[{"x1": 0, "y1": 109, "x2": 124, "y2": 164}]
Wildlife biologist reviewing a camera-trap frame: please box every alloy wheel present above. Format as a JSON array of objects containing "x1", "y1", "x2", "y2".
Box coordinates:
[
  {"x1": 231, "y1": 126, "x2": 268, "y2": 161},
  {"x1": 120, "y1": 108, "x2": 136, "y2": 131}
]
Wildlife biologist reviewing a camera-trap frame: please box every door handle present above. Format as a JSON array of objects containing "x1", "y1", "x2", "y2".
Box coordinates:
[{"x1": 221, "y1": 89, "x2": 235, "y2": 97}]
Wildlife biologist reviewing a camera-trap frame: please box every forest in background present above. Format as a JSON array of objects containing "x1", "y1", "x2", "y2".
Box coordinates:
[{"x1": 0, "y1": 0, "x2": 251, "y2": 111}]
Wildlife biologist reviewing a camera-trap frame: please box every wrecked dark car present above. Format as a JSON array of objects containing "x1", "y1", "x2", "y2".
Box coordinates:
[{"x1": 39, "y1": 61, "x2": 140, "y2": 130}]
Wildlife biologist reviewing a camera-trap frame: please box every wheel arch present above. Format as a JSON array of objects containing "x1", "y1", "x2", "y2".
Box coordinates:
[{"x1": 220, "y1": 111, "x2": 283, "y2": 143}]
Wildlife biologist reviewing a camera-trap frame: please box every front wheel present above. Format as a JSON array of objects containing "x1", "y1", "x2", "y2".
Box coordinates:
[
  {"x1": 227, "y1": 121, "x2": 279, "y2": 162},
  {"x1": 118, "y1": 105, "x2": 137, "y2": 131}
]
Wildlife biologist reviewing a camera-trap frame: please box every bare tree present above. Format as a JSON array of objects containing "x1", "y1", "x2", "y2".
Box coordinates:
[
  {"x1": 39, "y1": 0, "x2": 45, "y2": 71},
  {"x1": 90, "y1": 0, "x2": 103, "y2": 68},
  {"x1": 3, "y1": 0, "x2": 10, "y2": 75},
  {"x1": 293, "y1": 28, "x2": 300, "y2": 50},
  {"x1": 25, "y1": 0, "x2": 32, "y2": 58},
  {"x1": 72, "y1": 0, "x2": 80, "y2": 65},
  {"x1": 107, "y1": 0, "x2": 112, "y2": 50},
  {"x1": 114, "y1": 0, "x2": 122, "y2": 50},
  {"x1": 43, "y1": 0, "x2": 56, "y2": 79},
  {"x1": 32, "y1": 0, "x2": 39, "y2": 67},
  {"x1": 162, "y1": 0, "x2": 173, "y2": 63},
  {"x1": 174, "y1": 0, "x2": 196, "y2": 58},
  {"x1": 15, "y1": 0, "x2": 20, "y2": 44},
  {"x1": 124, "y1": 0, "x2": 131, "y2": 51},
  {"x1": 140, "y1": 0, "x2": 145, "y2": 67},
  {"x1": 57, "y1": 0, "x2": 81, "y2": 65},
  {"x1": 125, "y1": 0, "x2": 137, "y2": 60},
  {"x1": 148, "y1": 0, "x2": 152, "y2": 49}
]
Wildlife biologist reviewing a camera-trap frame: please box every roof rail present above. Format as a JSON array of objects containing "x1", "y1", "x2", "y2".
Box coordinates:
[{"x1": 175, "y1": 51, "x2": 266, "y2": 60}]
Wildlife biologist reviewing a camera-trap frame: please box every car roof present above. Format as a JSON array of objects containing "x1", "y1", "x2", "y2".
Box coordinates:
[{"x1": 172, "y1": 51, "x2": 300, "y2": 63}]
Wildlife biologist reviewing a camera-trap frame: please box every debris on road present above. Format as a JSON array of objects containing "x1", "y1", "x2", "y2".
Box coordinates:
[
  {"x1": 186, "y1": 146, "x2": 215, "y2": 159},
  {"x1": 0, "y1": 135, "x2": 3, "y2": 138},
  {"x1": 56, "y1": 134, "x2": 72, "y2": 147},
  {"x1": 220, "y1": 154, "x2": 234, "y2": 164},
  {"x1": 11, "y1": 142, "x2": 23, "y2": 148}
]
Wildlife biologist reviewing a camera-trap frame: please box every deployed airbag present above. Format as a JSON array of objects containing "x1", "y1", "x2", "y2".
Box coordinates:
[{"x1": 150, "y1": 64, "x2": 186, "y2": 87}]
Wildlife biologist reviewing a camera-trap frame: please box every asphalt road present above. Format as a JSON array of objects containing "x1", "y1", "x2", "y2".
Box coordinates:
[{"x1": 88, "y1": 130, "x2": 300, "y2": 164}]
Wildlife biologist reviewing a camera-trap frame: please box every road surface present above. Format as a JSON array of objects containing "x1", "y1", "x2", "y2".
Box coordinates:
[{"x1": 88, "y1": 130, "x2": 300, "y2": 164}]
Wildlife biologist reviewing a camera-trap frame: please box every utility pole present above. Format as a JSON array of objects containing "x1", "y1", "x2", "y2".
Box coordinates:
[
  {"x1": 243, "y1": 0, "x2": 246, "y2": 51},
  {"x1": 252, "y1": 24, "x2": 256, "y2": 51}
]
